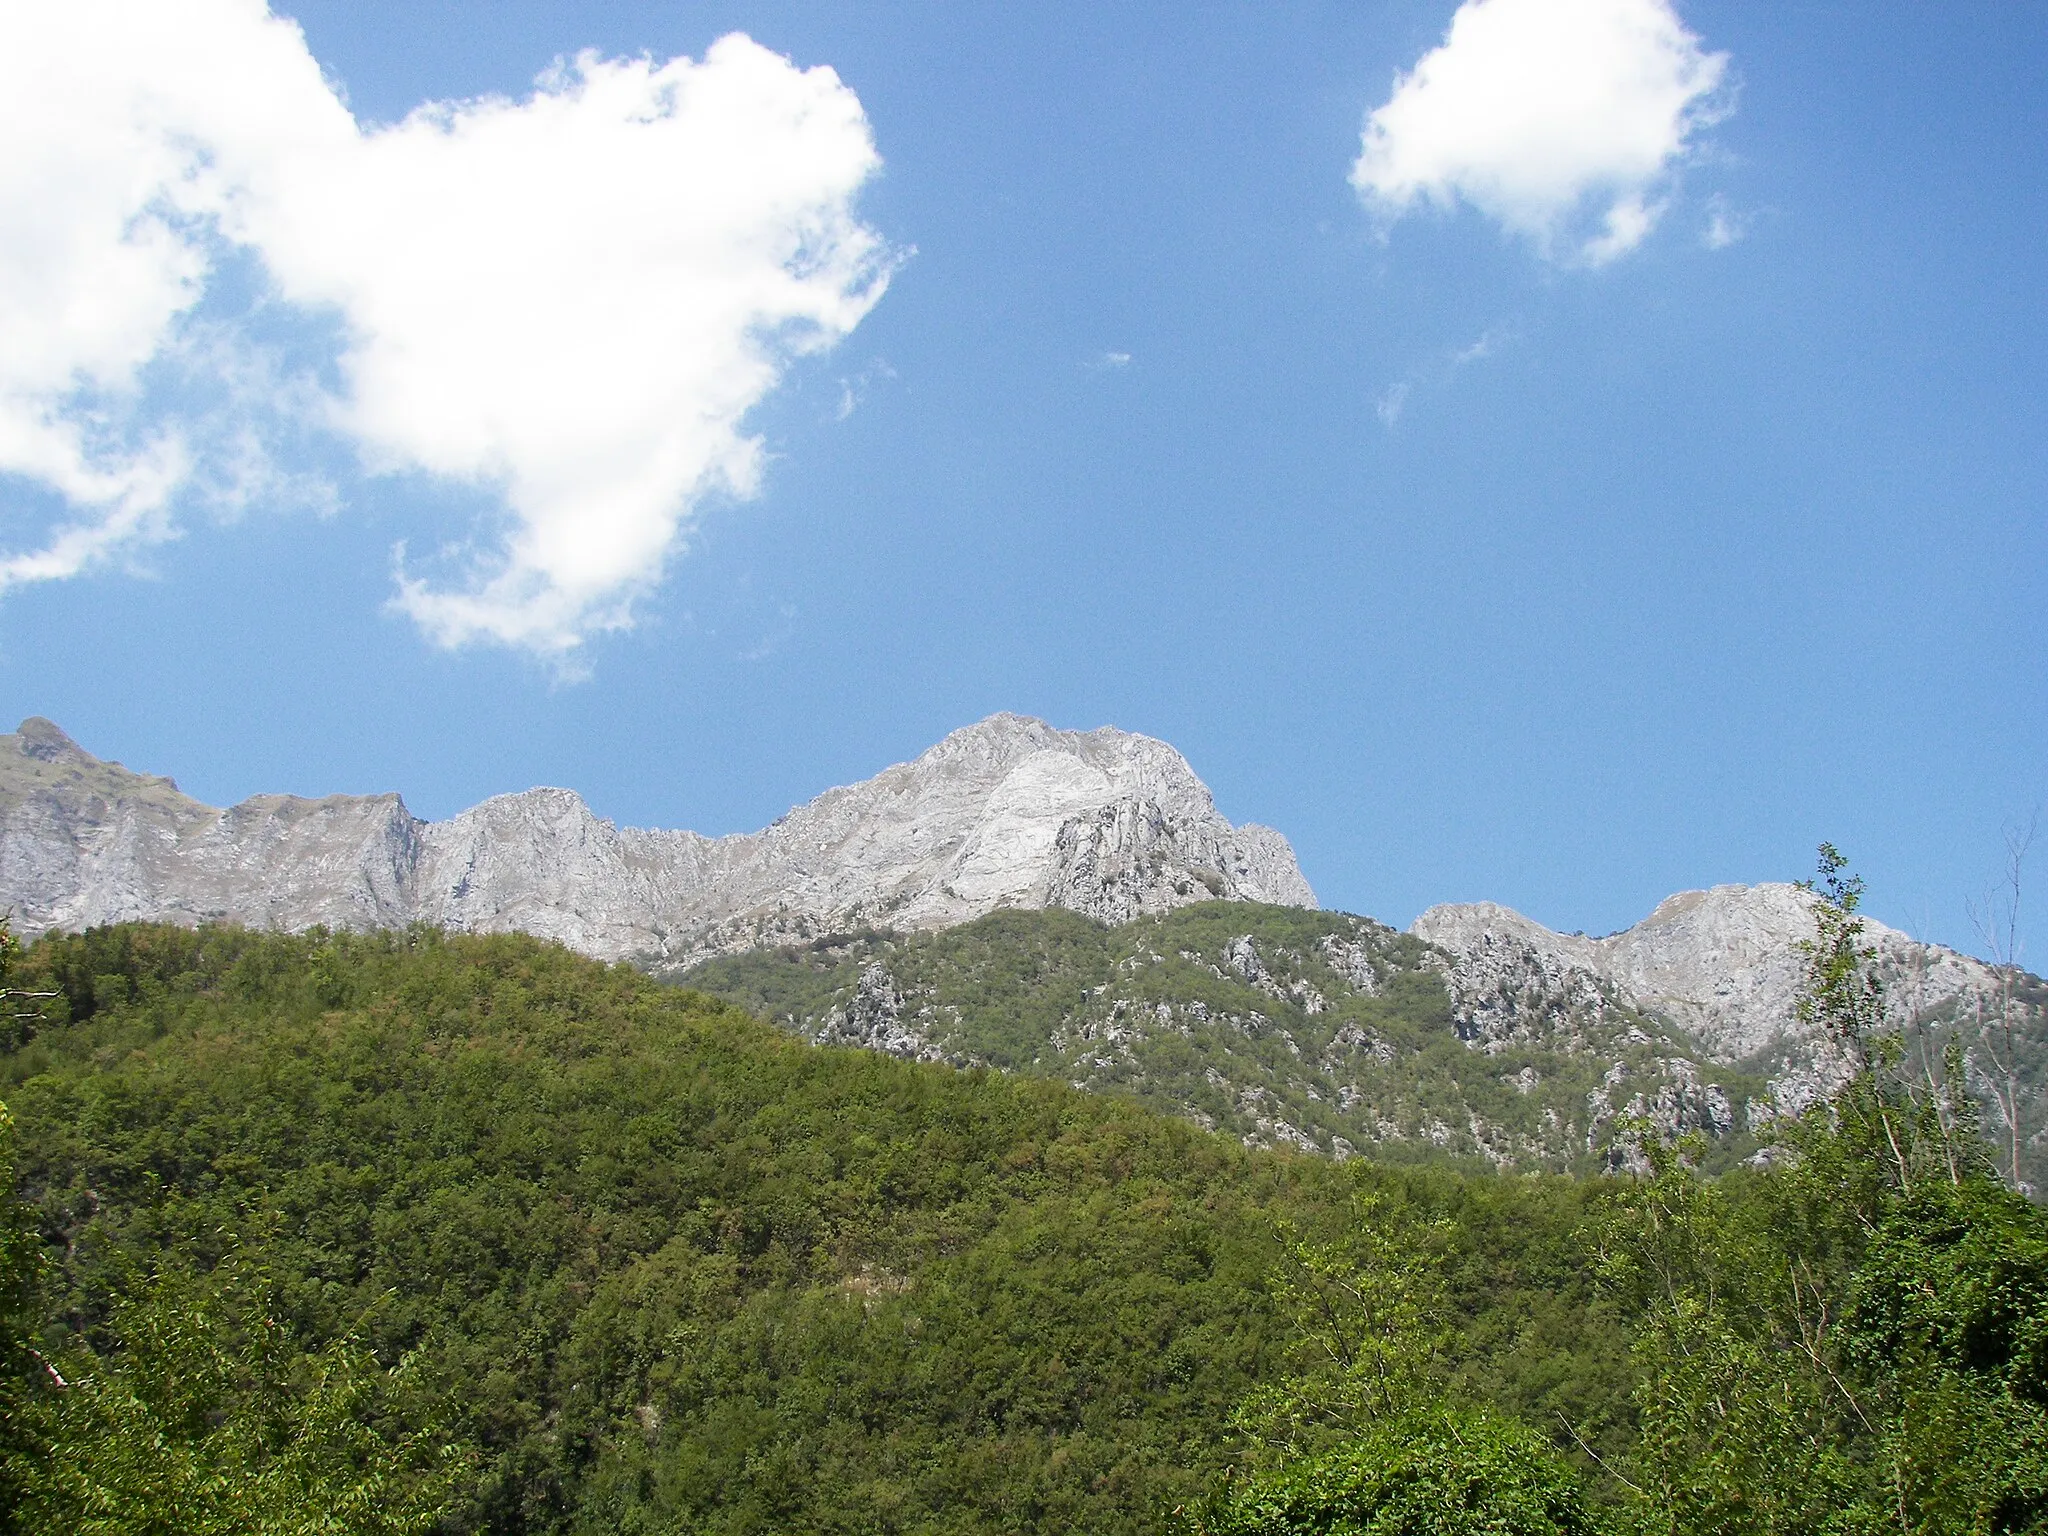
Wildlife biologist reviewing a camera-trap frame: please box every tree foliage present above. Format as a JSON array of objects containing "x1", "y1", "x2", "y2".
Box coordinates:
[
  {"x1": 1196, "y1": 1408, "x2": 1600, "y2": 1536},
  {"x1": 1195, "y1": 1198, "x2": 1601, "y2": 1536}
]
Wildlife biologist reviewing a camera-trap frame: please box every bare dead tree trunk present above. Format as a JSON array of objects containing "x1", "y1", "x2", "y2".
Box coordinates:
[
  {"x1": 1890, "y1": 936, "x2": 1966, "y2": 1185},
  {"x1": 1968, "y1": 815, "x2": 2036, "y2": 1192}
]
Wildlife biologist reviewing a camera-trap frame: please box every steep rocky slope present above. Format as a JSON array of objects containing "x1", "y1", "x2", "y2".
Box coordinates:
[
  {"x1": 687, "y1": 892, "x2": 2045, "y2": 1186},
  {"x1": 683, "y1": 902, "x2": 1768, "y2": 1174},
  {"x1": 0, "y1": 714, "x2": 1312, "y2": 970},
  {"x1": 1413, "y1": 887, "x2": 2046, "y2": 1181},
  {"x1": 1413, "y1": 886, "x2": 2002, "y2": 1063}
]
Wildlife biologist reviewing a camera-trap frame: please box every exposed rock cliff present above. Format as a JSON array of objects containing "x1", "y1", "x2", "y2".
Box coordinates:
[
  {"x1": 0, "y1": 714, "x2": 1314, "y2": 970},
  {"x1": 1411, "y1": 886, "x2": 2033, "y2": 1123}
]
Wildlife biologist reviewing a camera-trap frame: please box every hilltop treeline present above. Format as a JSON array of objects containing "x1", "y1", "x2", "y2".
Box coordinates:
[{"x1": 0, "y1": 910, "x2": 2041, "y2": 1534}]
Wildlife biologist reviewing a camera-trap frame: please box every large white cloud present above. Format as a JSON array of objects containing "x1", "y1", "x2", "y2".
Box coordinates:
[
  {"x1": 1352, "y1": 0, "x2": 1729, "y2": 265},
  {"x1": 0, "y1": 1, "x2": 891, "y2": 656}
]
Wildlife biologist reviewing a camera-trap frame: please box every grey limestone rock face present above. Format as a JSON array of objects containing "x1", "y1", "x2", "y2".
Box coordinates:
[
  {"x1": 1406, "y1": 903, "x2": 1625, "y2": 1056},
  {"x1": 814, "y1": 962, "x2": 944, "y2": 1062},
  {"x1": 1411, "y1": 884, "x2": 2024, "y2": 1116},
  {"x1": 0, "y1": 713, "x2": 1315, "y2": 970}
]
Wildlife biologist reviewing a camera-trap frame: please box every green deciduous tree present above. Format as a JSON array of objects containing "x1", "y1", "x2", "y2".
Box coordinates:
[
  {"x1": 0, "y1": 907, "x2": 462, "y2": 1535},
  {"x1": 1199, "y1": 1197, "x2": 1600, "y2": 1536},
  {"x1": 0, "y1": 1097, "x2": 58, "y2": 1533},
  {"x1": 1196, "y1": 1407, "x2": 1601, "y2": 1536},
  {"x1": 1, "y1": 1124, "x2": 463, "y2": 1536},
  {"x1": 1229, "y1": 1201, "x2": 1455, "y2": 1460},
  {"x1": 16, "y1": 1263, "x2": 461, "y2": 1536}
]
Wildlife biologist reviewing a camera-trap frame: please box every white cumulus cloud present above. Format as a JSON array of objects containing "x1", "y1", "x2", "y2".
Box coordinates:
[
  {"x1": 0, "y1": 1, "x2": 893, "y2": 657},
  {"x1": 1351, "y1": 0, "x2": 1729, "y2": 265}
]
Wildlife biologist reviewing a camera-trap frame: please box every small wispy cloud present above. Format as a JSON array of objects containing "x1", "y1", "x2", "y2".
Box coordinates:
[
  {"x1": 1452, "y1": 327, "x2": 1507, "y2": 366},
  {"x1": 1376, "y1": 325, "x2": 1515, "y2": 430},
  {"x1": 735, "y1": 601, "x2": 799, "y2": 662},
  {"x1": 834, "y1": 358, "x2": 898, "y2": 421},
  {"x1": 1086, "y1": 350, "x2": 1133, "y2": 371},
  {"x1": 1702, "y1": 194, "x2": 1746, "y2": 249}
]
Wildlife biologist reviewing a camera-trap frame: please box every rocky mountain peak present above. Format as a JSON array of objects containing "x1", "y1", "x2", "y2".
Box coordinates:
[
  {"x1": 1412, "y1": 882, "x2": 2018, "y2": 1091},
  {"x1": 15, "y1": 717, "x2": 85, "y2": 764}
]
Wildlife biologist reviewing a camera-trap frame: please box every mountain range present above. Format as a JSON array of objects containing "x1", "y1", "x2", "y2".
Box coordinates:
[
  {"x1": 0, "y1": 713, "x2": 1308, "y2": 969},
  {"x1": 1, "y1": 712, "x2": 2038, "y2": 1183}
]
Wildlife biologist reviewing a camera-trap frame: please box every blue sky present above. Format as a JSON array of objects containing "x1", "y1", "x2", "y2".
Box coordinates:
[{"x1": 1, "y1": 1, "x2": 2041, "y2": 960}]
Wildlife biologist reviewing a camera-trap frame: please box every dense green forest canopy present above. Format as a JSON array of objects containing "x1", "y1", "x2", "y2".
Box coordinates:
[{"x1": 0, "y1": 890, "x2": 2041, "y2": 1534}]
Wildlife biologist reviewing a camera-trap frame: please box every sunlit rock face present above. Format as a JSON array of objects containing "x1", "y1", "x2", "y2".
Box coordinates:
[
  {"x1": 1412, "y1": 885, "x2": 2018, "y2": 1116},
  {"x1": 0, "y1": 713, "x2": 1314, "y2": 971}
]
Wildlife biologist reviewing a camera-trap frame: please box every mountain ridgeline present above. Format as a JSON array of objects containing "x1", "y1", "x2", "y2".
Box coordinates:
[
  {"x1": 0, "y1": 714, "x2": 1310, "y2": 969},
  {"x1": 683, "y1": 895, "x2": 2044, "y2": 1189}
]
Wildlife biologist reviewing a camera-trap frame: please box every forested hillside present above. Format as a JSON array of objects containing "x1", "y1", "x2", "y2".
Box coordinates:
[
  {"x1": 1, "y1": 913, "x2": 2043, "y2": 1534},
  {"x1": 683, "y1": 903, "x2": 1768, "y2": 1173},
  {"x1": 0, "y1": 924, "x2": 1634, "y2": 1532}
]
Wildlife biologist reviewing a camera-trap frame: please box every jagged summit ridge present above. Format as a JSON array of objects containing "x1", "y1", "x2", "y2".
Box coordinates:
[{"x1": 0, "y1": 714, "x2": 1315, "y2": 969}]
